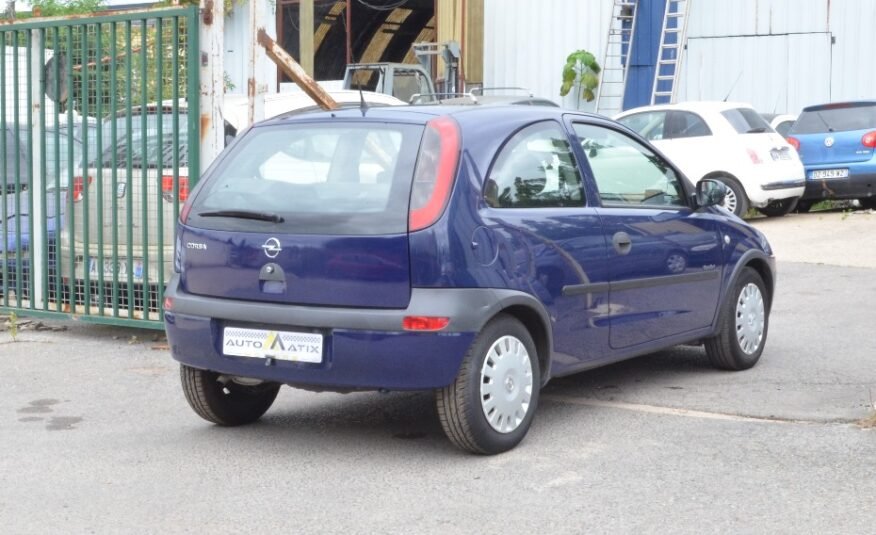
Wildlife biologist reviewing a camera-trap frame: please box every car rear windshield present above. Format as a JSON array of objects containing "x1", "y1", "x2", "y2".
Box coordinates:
[
  {"x1": 720, "y1": 108, "x2": 774, "y2": 134},
  {"x1": 188, "y1": 122, "x2": 424, "y2": 235},
  {"x1": 790, "y1": 104, "x2": 876, "y2": 134}
]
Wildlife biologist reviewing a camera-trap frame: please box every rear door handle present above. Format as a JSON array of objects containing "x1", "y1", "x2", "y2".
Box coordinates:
[{"x1": 612, "y1": 231, "x2": 632, "y2": 255}]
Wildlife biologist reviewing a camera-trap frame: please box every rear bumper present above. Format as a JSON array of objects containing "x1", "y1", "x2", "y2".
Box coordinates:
[
  {"x1": 802, "y1": 167, "x2": 876, "y2": 200},
  {"x1": 162, "y1": 278, "x2": 537, "y2": 391}
]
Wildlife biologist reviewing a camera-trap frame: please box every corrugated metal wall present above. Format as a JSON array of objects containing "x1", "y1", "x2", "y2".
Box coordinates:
[
  {"x1": 482, "y1": 0, "x2": 875, "y2": 114},
  {"x1": 483, "y1": 0, "x2": 614, "y2": 109},
  {"x1": 679, "y1": 0, "x2": 876, "y2": 114}
]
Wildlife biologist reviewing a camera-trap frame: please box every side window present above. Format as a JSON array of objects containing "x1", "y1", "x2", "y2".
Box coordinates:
[
  {"x1": 572, "y1": 123, "x2": 686, "y2": 208},
  {"x1": 485, "y1": 122, "x2": 585, "y2": 208},
  {"x1": 617, "y1": 111, "x2": 668, "y2": 141},
  {"x1": 664, "y1": 111, "x2": 712, "y2": 139}
]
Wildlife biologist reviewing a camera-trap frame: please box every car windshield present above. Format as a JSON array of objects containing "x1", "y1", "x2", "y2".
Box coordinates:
[
  {"x1": 721, "y1": 108, "x2": 774, "y2": 134},
  {"x1": 189, "y1": 122, "x2": 424, "y2": 235},
  {"x1": 790, "y1": 104, "x2": 876, "y2": 134}
]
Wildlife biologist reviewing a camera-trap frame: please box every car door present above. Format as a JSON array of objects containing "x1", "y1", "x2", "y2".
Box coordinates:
[
  {"x1": 479, "y1": 120, "x2": 611, "y2": 373},
  {"x1": 569, "y1": 120, "x2": 723, "y2": 350}
]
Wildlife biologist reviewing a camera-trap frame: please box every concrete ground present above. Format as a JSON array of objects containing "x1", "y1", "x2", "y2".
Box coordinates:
[{"x1": 1, "y1": 210, "x2": 874, "y2": 534}]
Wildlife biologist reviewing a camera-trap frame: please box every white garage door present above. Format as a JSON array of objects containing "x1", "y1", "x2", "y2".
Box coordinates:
[{"x1": 678, "y1": 32, "x2": 832, "y2": 115}]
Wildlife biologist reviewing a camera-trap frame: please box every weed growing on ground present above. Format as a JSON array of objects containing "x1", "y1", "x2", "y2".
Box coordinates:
[{"x1": 7, "y1": 311, "x2": 18, "y2": 341}]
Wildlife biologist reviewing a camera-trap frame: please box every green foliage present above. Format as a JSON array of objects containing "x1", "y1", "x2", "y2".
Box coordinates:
[
  {"x1": 43, "y1": 20, "x2": 190, "y2": 118},
  {"x1": 24, "y1": 0, "x2": 104, "y2": 17},
  {"x1": 8, "y1": 311, "x2": 18, "y2": 341},
  {"x1": 560, "y1": 49, "x2": 601, "y2": 103}
]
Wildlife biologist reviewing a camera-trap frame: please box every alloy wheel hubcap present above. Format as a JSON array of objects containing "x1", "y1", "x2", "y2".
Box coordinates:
[
  {"x1": 735, "y1": 283, "x2": 765, "y2": 354},
  {"x1": 480, "y1": 335, "x2": 534, "y2": 434},
  {"x1": 723, "y1": 186, "x2": 738, "y2": 214}
]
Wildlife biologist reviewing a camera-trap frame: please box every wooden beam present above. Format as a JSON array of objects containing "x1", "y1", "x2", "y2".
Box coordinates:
[{"x1": 256, "y1": 29, "x2": 339, "y2": 111}]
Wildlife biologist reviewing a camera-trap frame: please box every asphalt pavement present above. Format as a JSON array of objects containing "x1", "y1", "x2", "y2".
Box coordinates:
[{"x1": 1, "y1": 210, "x2": 874, "y2": 534}]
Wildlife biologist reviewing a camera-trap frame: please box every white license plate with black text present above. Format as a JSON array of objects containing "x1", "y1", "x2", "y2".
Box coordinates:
[
  {"x1": 223, "y1": 327, "x2": 323, "y2": 363},
  {"x1": 89, "y1": 257, "x2": 144, "y2": 281},
  {"x1": 811, "y1": 169, "x2": 849, "y2": 180}
]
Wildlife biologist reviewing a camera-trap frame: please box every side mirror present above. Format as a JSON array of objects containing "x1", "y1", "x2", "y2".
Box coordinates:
[{"x1": 696, "y1": 178, "x2": 727, "y2": 208}]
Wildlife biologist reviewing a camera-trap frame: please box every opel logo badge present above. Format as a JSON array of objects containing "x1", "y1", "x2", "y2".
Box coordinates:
[
  {"x1": 261, "y1": 237, "x2": 282, "y2": 258},
  {"x1": 824, "y1": 136, "x2": 835, "y2": 147}
]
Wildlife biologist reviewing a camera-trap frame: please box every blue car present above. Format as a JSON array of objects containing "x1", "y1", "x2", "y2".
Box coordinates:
[
  {"x1": 164, "y1": 106, "x2": 776, "y2": 454},
  {"x1": 786, "y1": 101, "x2": 876, "y2": 211},
  {"x1": 1, "y1": 127, "x2": 79, "y2": 299}
]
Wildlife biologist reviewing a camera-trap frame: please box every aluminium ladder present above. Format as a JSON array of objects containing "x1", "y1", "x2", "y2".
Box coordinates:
[
  {"x1": 595, "y1": 0, "x2": 638, "y2": 116},
  {"x1": 650, "y1": 0, "x2": 691, "y2": 105}
]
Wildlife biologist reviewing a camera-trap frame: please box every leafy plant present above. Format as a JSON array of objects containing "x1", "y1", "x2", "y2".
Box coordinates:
[
  {"x1": 23, "y1": 0, "x2": 104, "y2": 17},
  {"x1": 8, "y1": 311, "x2": 18, "y2": 342},
  {"x1": 560, "y1": 49, "x2": 601, "y2": 103}
]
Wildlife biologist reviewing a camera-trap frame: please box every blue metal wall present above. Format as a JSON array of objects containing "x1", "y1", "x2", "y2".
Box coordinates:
[{"x1": 622, "y1": 0, "x2": 666, "y2": 111}]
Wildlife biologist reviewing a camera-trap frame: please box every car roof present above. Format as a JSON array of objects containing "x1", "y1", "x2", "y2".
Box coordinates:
[
  {"x1": 800, "y1": 100, "x2": 876, "y2": 112},
  {"x1": 616, "y1": 100, "x2": 755, "y2": 117},
  {"x1": 255, "y1": 104, "x2": 592, "y2": 128},
  {"x1": 224, "y1": 90, "x2": 405, "y2": 130}
]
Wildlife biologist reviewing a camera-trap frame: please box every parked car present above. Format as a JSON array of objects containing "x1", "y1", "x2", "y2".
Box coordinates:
[
  {"x1": 762, "y1": 113, "x2": 797, "y2": 138},
  {"x1": 615, "y1": 102, "x2": 805, "y2": 217},
  {"x1": 785, "y1": 101, "x2": 876, "y2": 211},
  {"x1": 58, "y1": 108, "x2": 187, "y2": 313},
  {"x1": 1, "y1": 127, "x2": 80, "y2": 299},
  {"x1": 164, "y1": 105, "x2": 776, "y2": 454}
]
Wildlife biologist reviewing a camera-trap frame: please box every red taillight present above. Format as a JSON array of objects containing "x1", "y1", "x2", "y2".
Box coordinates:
[
  {"x1": 746, "y1": 148, "x2": 763, "y2": 164},
  {"x1": 787, "y1": 136, "x2": 800, "y2": 151},
  {"x1": 162, "y1": 175, "x2": 189, "y2": 201},
  {"x1": 862, "y1": 131, "x2": 876, "y2": 148},
  {"x1": 72, "y1": 175, "x2": 93, "y2": 202},
  {"x1": 402, "y1": 316, "x2": 450, "y2": 331},
  {"x1": 409, "y1": 116, "x2": 460, "y2": 232},
  {"x1": 163, "y1": 297, "x2": 173, "y2": 311}
]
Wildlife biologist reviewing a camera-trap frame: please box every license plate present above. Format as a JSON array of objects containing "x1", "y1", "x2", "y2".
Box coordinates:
[
  {"x1": 811, "y1": 168, "x2": 849, "y2": 180},
  {"x1": 770, "y1": 148, "x2": 792, "y2": 161},
  {"x1": 88, "y1": 257, "x2": 144, "y2": 281},
  {"x1": 223, "y1": 327, "x2": 323, "y2": 363}
]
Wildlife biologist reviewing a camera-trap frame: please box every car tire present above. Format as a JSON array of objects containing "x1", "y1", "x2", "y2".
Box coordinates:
[
  {"x1": 859, "y1": 197, "x2": 876, "y2": 210},
  {"x1": 704, "y1": 267, "x2": 769, "y2": 371},
  {"x1": 757, "y1": 197, "x2": 798, "y2": 217},
  {"x1": 436, "y1": 314, "x2": 541, "y2": 455},
  {"x1": 795, "y1": 200, "x2": 813, "y2": 213},
  {"x1": 713, "y1": 175, "x2": 749, "y2": 217},
  {"x1": 180, "y1": 364, "x2": 281, "y2": 426}
]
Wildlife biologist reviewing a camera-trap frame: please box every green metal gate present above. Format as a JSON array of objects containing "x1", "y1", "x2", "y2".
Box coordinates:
[{"x1": 0, "y1": 7, "x2": 200, "y2": 329}]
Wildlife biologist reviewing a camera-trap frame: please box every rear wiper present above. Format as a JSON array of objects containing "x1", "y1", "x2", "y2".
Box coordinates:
[
  {"x1": 198, "y1": 209, "x2": 285, "y2": 223},
  {"x1": 746, "y1": 127, "x2": 767, "y2": 133}
]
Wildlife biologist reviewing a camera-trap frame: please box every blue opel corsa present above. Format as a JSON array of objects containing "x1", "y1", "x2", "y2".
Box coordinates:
[{"x1": 163, "y1": 105, "x2": 776, "y2": 454}]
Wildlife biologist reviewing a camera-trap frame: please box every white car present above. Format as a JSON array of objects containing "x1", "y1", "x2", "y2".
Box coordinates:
[
  {"x1": 615, "y1": 102, "x2": 805, "y2": 217},
  {"x1": 763, "y1": 113, "x2": 797, "y2": 138}
]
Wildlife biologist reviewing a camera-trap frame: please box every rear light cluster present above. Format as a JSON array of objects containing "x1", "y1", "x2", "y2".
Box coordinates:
[
  {"x1": 786, "y1": 137, "x2": 800, "y2": 151},
  {"x1": 162, "y1": 176, "x2": 189, "y2": 202},
  {"x1": 862, "y1": 131, "x2": 876, "y2": 148},
  {"x1": 408, "y1": 116, "x2": 461, "y2": 232},
  {"x1": 72, "y1": 175, "x2": 93, "y2": 202}
]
